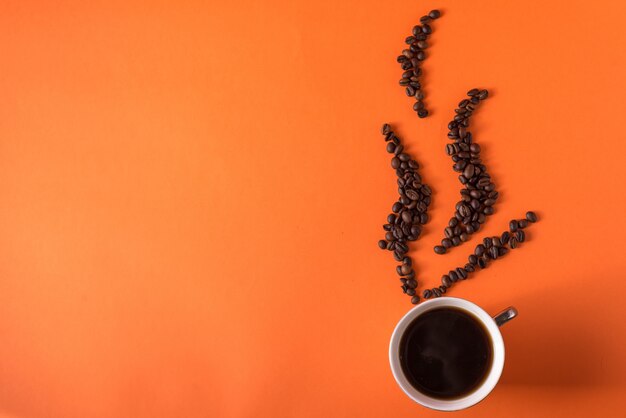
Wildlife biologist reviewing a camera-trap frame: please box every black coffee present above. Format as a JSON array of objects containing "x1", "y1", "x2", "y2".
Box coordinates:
[{"x1": 399, "y1": 307, "x2": 492, "y2": 399}]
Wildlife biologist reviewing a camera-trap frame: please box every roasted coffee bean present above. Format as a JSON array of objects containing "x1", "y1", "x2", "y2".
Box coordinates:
[
  {"x1": 475, "y1": 244, "x2": 485, "y2": 256},
  {"x1": 392, "y1": 202, "x2": 402, "y2": 213},
  {"x1": 526, "y1": 211, "x2": 538, "y2": 223},
  {"x1": 396, "y1": 265, "x2": 404, "y2": 276},
  {"x1": 428, "y1": 9, "x2": 441, "y2": 19},
  {"x1": 406, "y1": 288, "x2": 416, "y2": 296},
  {"x1": 439, "y1": 286, "x2": 447, "y2": 294},
  {"x1": 417, "y1": 40, "x2": 428, "y2": 49},
  {"x1": 489, "y1": 246, "x2": 499, "y2": 259},
  {"x1": 432, "y1": 288, "x2": 442, "y2": 297},
  {"x1": 383, "y1": 224, "x2": 392, "y2": 231},
  {"x1": 467, "y1": 88, "x2": 480, "y2": 96},
  {"x1": 442, "y1": 275, "x2": 452, "y2": 287},
  {"x1": 452, "y1": 236, "x2": 461, "y2": 246},
  {"x1": 449, "y1": 270, "x2": 459, "y2": 282},
  {"x1": 417, "y1": 109, "x2": 428, "y2": 118},
  {"x1": 385, "y1": 232, "x2": 394, "y2": 241},
  {"x1": 386, "y1": 142, "x2": 396, "y2": 153},
  {"x1": 509, "y1": 220, "x2": 519, "y2": 231},
  {"x1": 477, "y1": 257, "x2": 487, "y2": 268},
  {"x1": 411, "y1": 295, "x2": 420, "y2": 304},
  {"x1": 459, "y1": 233, "x2": 469, "y2": 242},
  {"x1": 423, "y1": 289, "x2": 432, "y2": 298},
  {"x1": 465, "y1": 263, "x2": 475, "y2": 272},
  {"x1": 442, "y1": 238, "x2": 452, "y2": 249},
  {"x1": 516, "y1": 230, "x2": 526, "y2": 242},
  {"x1": 434, "y1": 245, "x2": 446, "y2": 254},
  {"x1": 387, "y1": 214, "x2": 397, "y2": 223},
  {"x1": 396, "y1": 242, "x2": 409, "y2": 253},
  {"x1": 492, "y1": 237, "x2": 501, "y2": 247},
  {"x1": 469, "y1": 254, "x2": 478, "y2": 265},
  {"x1": 509, "y1": 237, "x2": 518, "y2": 249},
  {"x1": 518, "y1": 219, "x2": 528, "y2": 229},
  {"x1": 457, "y1": 267, "x2": 468, "y2": 279},
  {"x1": 498, "y1": 247, "x2": 508, "y2": 256},
  {"x1": 378, "y1": 240, "x2": 387, "y2": 249},
  {"x1": 483, "y1": 237, "x2": 492, "y2": 248},
  {"x1": 407, "y1": 278, "x2": 417, "y2": 288},
  {"x1": 402, "y1": 256, "x2": 412, "y2": 266},
  {"x1": 501, "y1": 231, "x2": 510, "y2": 243},
  {"x1": 400, "y1": 264, "x2": 412, "y2": 275},
  {"x1": 391, "y1": 157, "x2": 400, "y2": 169},
  {"x1": 393, "y1": 250, "x2": 403, "y2": 261}
]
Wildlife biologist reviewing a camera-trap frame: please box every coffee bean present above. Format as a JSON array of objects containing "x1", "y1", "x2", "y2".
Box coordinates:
[
  {"x1": 378, "y1": 240, "x2": 387, "y2": 249},
  {"x1": 417, "y1": 109, "x2": 428, "y2": 118},
  {"x1": 406, "y1": 288, "x2": 416, "y2": 296},
  {"x1": 509, "y1": 220, "x2": 519, "y2": 231},
  {"x1": 421, "y1": 24, "x2": 432, "y2": 35},
  {"x1": 423, "y1": 289, "x2": 432, "y2": 298},
  {"x1": 402, "y1": 256, "x2": 412, "y2": 266},
  {"x1": 391, "y1": 157, "x2": 400, "y2": 169},
  {"x1": 478, "y1": 89, "x2": 489, "y2": 100},
  {"x1": 434, "y1": 245, "x2": 446, "y2": 254},
  {"x1": 452, "y1": 236, "x2": 461, "y2": 246},
  {"x1": 420, "y1": 15, "x2": 431, "y2": 24},
  {"x1": 407, "y1": 278, "x2": 417, "y2": 288},
  {"x1": 468, "y1": 254, "x2": 478, "y2": 265},
  {"x1": 464, "y1": 263, "x2": 475, "y2": 272},
  {"x1": 385, "y1": 232, "x2": 394, "y2": 241},
  {"x1": 386, "y1": 142, "x2": 396, "y2": 153},
  {"x1": 449, "y1": 270, "x2": 459, "y2": 282},
  {"x1": 442, "y1": 275, "x2": 452, "y2": 287},
  {"x1": 475, "y1": 244, "x2": 485, "y2": 256},
  {"x1": 463, "y1": 164, "x2": 475, "y2": 178},
  {"x1": 442, "y1": 238, "x2": 452, "y2": 249},
  {"x1": 393, "y1": 250, "x2": 403, "y2": 261},
  {"x1": 439, "y1": 286, "x2": 447, "y2": 294},
  {"x1": 396, "y1": 242, "x2": 409, "y2": 253},
  {"x1": 467, "y1": 88, "x2": 480, "y2": 96},
  {"x1": 412, "y1": 25, "x2": 422, "y2": 36},
  {"x1": 396, "y1": 265, "x2": 404, "y2": 276},
  {"x1": 516, "y1": 230, "x2": 526, "y2": 242},
  {"x1": 501, "y1": 231, "x2": 510, "y2": 243},
  {"x1": 417, "y1": 40, "x2": 428, "y2": 49},
  {"x1": 526, "y1": 211, "x2": 538, "y2": 223},
  {"x1": 477, "y1": 257, "x2": 487, "y2": 268},
  {"x1": 392, "y1": 202, "x2": 402, "y2": 213},
  {"x1": 509, "y1": 237, "x2": 518, "y2": 249},
  {"x1": 410, "y1": 225, "x2": 421, "y2": 236},
  {"x1": 411, "y1": 295, "x2": 420, "y2": 304},
  {"x1": 518, "y1": 219, "x2": 528, "y2": 229},
  {"x1": 498, "y1": 246, "x2": 508, "y2": 256},
  {"x1": 489, "y1": 246, "x2": 499, "y2": 259},
  {"x1": 457, "y1": 267, "x2": 468, "y2": 279},
  {"x1": 428, "y1": 9, "x2": 441, "y2": 19},
  {"x1": 483, "y1": 237, "x2": 492, "y2": 248},
  {"x1": 492, "y1": 237, "x2": 501, "y2": 247},
  {"x1": 432, "y1": 288, "x2": 442, "y2": 297},
  {"x1": 400, "y1": 264, "x2": 412, "y2": 275},
  {"x1": 401, "y1": 211, "x2": 412, "y2": 223}
]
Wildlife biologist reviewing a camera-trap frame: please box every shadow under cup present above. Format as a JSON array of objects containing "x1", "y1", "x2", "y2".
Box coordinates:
[{"x1": 389, "y1": 297, "x2": 508, "y2": 411}]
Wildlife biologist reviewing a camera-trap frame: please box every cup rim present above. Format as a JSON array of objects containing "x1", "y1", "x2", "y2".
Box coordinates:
[{"x1": 388, "y1": 297, "x2": 505, "y2": 411}]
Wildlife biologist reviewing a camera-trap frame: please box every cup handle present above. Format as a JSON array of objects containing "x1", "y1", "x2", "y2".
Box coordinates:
[{"x1": 493, "y1": 307, "x2": 518, "y2": 327}]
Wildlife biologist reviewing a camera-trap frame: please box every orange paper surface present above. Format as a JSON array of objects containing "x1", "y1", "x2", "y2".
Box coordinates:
[{"x1": 1, "y1": 1, "x2": 625, "y2": 417}]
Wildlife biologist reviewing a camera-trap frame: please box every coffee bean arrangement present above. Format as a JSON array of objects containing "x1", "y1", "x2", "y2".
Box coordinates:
[
  {"x1": 433, "y1": 88, "x2": 498, "y2": 255},
  {"x1": 422, "y1": 212, "x2": 538, "y2": 300},
  {"x1": 377, "y1": 123, "x2": 433, "y2": 304},
  {"x1": 397, "y1": 9, "x2": 441, "y2": 119}
]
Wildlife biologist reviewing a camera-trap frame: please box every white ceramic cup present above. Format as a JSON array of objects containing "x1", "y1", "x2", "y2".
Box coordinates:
[{"x1": 389, "y1": 297, "x2": 517, "y2": 411}]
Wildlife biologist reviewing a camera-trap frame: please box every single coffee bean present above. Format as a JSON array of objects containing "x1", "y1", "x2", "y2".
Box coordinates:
[
  {"x1": 407, "y1": 278, "x2": 417, "y2": 288},
  {"x1": 518, "y1": 219, "x2": 528, "y2": 229},
  {"x1": 468, "y1": 254, "x2": 478, "y2": 265},
  {"x1": 498, "y1": 247, "x2": 508, "y2": 256},
  {"x1": 457, "y1": 267, "x2": 468, "y2": 279},
  {"x1": 465, "y1": 263, "x2": 475, "y2": 272},
  {"x1": 387, "y1": 214, "x2": 397, "y2": 223},
  {"x1": 467, "y1": 88, "x2": 480, "y2": 96},
  {"x1": 385, "y1": 232, "x2": 394, "y2": 241},
  {"x1": 402, "y1": 256, "x2": 412, "y2": 266},
  {"x1": 516, "y1": 230, "x2": 526, "y2": 242},
  {"x1": 401, "y1": 264, "x2": 412, "y2": 275},
  {"x1": 477, "y1": 89, "x2": 488, "y2": 100},
  {"x1": 439, "y1": 286, "x2": 447, "y2": 294},
  {"x1": 417, "y1": 109, "x2": 428, "y2": 118},
  {"x1": 378, "y1": 239, "x2": 387, "y2": 249},
  {"x1": 386, "y1": 142, "x2": 396, "y2": 153},
  {"x1": 509, "y1": 237, "x2": 518, "y2": 249},
  {"x1": 401, "y1": 285, "x2": 408, "y2": 294},
  {"x1": 406, "y1": 288, "x2": 416, "y2": 296},
  {"x1": 396, "y1": 265, "x2": 404, "y2": 276},
  {"x1": 423, "y1": 289, "x2": 432, "y2": 298},
  {"x1": 489, "y1": 246, "x2": 499, "y2": 260},
  {"x1": 442, "y1": 238, "x2": 452, "y2": 249},
  {"x1": 509, "y1": 220, "x2": 519, "y2": 231},
  {"x1": 394, "y1": 250, "x2": 403, "y2": 261},
  {"x1": 396, "y1": 242, "x2": 409, "y2": 253},
  {"x1": 477, "y1": 257, "x2": 487, "y2": 268},
  {"x1": 428, "y1": 9, "x2": 441, "y2": 19},
  {"x1": 483, "y1": 237, "x2": 492, "y2": 248},
  {"x1": 434, "y1": 245, "x2": 446, "y2": 254},
  {"x1": 501, "y1": 231, "x2": 510, "y2": 243},
  {"x1": 526, "y1": 211, "x2": 538, "y2": 223},
  {"x1": 449, "y1": 270, "x2": 459, "y2": 282},
  {"x1": 421, "y1": 24, "x2": 432, "y2": 35},
  {"x1": 432, "y1": 288, "x2": 442, "y2": 297},
  {"x1": 451, "y1": 236, "x2": 461, "y2": 246},
  {"x1": 492, "y1": 237, "x2": 501, "y2": 247},
  {"x1": 411, "y1": 295, "x2": 420, "y2": 304},
  {"x1": 475, "y1": 244, "x2": 485, "y2": 256},
  {"x1": 417, "y1": 40, "x2": 428, "y2": 49},
  {"x1": 460, "y1": 232, "x2": 469, "y2": 242},
  {"x1": 442, "y1": 275, "x2": 452, "y2": 287},
  {"x1": 391, "y1": 157, "x2": 400, "y2": 169},
  {"x1": 392, "y1": 202, "x2": 402, "y2": 213}
]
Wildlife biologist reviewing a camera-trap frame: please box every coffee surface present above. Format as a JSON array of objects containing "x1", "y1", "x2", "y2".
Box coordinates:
[{"x1": 399, "y1": 307, "x2": 492, "y2": 399}]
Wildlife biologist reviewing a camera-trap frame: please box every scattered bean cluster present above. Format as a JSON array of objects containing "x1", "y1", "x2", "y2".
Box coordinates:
[
  {"x1": 434, "y1": 88, "x2": 498, "y2": 255},
  {"x1": 397, "y1": 9, "x2": 441, "y2": 119},
  {"x1": 377, "y1": 123, "x2": 432, "y2": 303},
  {"x1": 422, "y1": 212, "x2": 539, "y2": 300}
]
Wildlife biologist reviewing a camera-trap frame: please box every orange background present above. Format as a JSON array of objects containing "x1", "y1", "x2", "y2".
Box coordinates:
[{"x1": 1, "y1": 1, "x2": 625, "y2": 417}]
